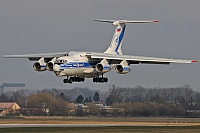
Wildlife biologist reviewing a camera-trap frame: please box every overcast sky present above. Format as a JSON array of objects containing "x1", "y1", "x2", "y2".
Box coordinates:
[{"x1": 0, "y1": 0, "x2": 199, "y2": 91}]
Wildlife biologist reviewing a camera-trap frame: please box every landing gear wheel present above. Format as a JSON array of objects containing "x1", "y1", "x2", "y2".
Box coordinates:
[
  {"x1": 63, "y1": 79, "x2": 68, "y2": 83},
  {"x1": 93, "y1": 75, "x2": 108, "y2": 83},
  {"x1": 68, "y1": 79, "x2": 73, "y2": 84}
]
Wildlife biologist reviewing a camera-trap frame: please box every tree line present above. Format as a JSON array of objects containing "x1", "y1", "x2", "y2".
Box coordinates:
[
  {"x1": 106, "y1": 85, "x2": 200, "y2": 106},
  {"x1": 0, "y1": 84, "x2": 200, "y2": 117}
]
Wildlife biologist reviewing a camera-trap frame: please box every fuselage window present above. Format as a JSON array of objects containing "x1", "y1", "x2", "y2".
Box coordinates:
[{"x1": 54, "y1": 59, "x2": 68, "y2": 65}]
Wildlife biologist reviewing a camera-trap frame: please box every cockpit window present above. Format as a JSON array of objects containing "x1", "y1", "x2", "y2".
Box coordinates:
[{"x1": 54, "y1": 59, "x2": 67, "y2": 65}]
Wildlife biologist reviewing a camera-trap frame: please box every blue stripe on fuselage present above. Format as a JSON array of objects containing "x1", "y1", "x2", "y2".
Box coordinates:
[{"x1": 60, "y1": 62, "x2": 96, "y2": 69}]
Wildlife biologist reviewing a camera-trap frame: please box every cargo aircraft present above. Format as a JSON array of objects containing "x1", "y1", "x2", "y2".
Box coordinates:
[{"x1": 2, "y1": 19, "x2": 197, "y2": 84}]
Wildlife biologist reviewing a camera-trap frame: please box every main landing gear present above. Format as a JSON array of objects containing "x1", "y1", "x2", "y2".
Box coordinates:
[
  {"x1": 93, "y1": 74, "x2": 108, "y2": 83},
  {"x1": 63, "y1": 76, "x2": 85, "y2": 84},
  {"x1": 63, "y1": 75, "x2": 108, "y2": 84}
]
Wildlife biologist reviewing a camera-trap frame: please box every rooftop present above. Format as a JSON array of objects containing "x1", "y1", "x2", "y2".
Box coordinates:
[
  {"x1": 0, "y1": 102, "x2": 17, "y2": 109},
  {"x1": 1, "y1": 83, "x2": 25, "y2": 88}
]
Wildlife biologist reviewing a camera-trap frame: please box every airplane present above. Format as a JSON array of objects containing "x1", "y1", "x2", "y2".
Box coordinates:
[{"x1": 2, "y1": 19, "x2": 198, "y2": 84}]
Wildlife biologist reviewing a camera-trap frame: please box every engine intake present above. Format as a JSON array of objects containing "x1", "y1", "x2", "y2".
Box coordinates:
[
  {"x1": 115, "y1": 65, "x2": 131, "y2": 74},
  {"x1": 115, "y1": 60, "x2": 131, "y2": 74},
  {"x1": 95, "y1": 59, "x2": 111, "y2": 73},
  {"x1": 33, "y1": 57, "x2": 46, "y2": 71},
  {"x1": 46, "y1": 57, "x2": 56, "y2": 71},
  {"x1": 46, "y1": 62, "x2": 54, "y2": 71},
  {"x1": 95, "y1": 63, "x2": 111, "y2": 73},
  {"x1": 33, "y1": 62, "x2": 46, "y2": 71}
]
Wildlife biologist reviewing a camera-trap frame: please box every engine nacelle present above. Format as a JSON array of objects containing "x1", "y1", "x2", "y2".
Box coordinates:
[
  {"x1": 46, "y1": 58, "x2": 56, "y2": 71},
  {"x1": 33, "y1": 57, "x2": 46, "y2": 71},
  {"x1": 46, "y1": 62, "x2": 54, "y2": 71},
  {"x1": 95, "y1": 63, "x2": 111, "y2": 73},
  {"x1": 115, "y1": 65, "x2": 131, "y2": 74},
  {"x1": 115, "y1": 60, "x2": 131, "y2": 74},
  {"x1": 95, "y1": 59, "x2": 111, "y2": 73}
]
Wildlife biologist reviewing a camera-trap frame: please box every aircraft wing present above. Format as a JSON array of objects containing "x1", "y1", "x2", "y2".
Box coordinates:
[
  {"x1": 2, "y1": 52, "x2": 68, "y2": 61},
  {"x1": 88, "y1": 53, "x2": 197, "y2": 64}
]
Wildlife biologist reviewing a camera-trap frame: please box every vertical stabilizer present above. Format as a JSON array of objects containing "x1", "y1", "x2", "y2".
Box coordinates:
[
  {"x1": 94, "y1": 19, "x2": 159, "y2": 55},
  {"x1": 104, "y1": 24, "x2": 126, "y2": 55}
]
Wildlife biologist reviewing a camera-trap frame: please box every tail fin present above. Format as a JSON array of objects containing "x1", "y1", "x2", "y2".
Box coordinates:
[
  {"x1": 105, "y1": 23, "x2": 126, "y2": 55},
  {"x1": 94, "y1": 19, "x2": 159, "y2": 55}
]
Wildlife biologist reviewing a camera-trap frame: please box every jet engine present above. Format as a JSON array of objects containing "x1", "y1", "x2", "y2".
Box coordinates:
[
  {"x1": 33, "y1": 57, "x2": 46, "y2": 71},
  {"x1": 115, "y1": 65, "x2": 131, "y2": 74},
  {"x1": 46, "y1": 58, "x2": 56, "y2": 71},
  {"x1": 115, "y1": 60, "x2": 131, "y2": 74},
  {"x1": 95, "y1": 59, "x2": 111, "y2": 73}
]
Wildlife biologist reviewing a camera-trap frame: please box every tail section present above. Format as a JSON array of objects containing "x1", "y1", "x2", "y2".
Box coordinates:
[
  {"x1": 105, "y1": 23, "x2": 126, "y2": 55},
  {"x1": 94, "y1": 19, "x2": 159, "y2": 55}
]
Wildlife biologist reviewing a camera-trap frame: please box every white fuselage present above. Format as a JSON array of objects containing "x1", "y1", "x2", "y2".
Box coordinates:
[{"x1": 53, "y1": 51, "x2": 103, "y2": 78}]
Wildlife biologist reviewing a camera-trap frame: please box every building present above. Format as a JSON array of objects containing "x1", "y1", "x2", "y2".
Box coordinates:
[
  {"x1": 18, "y1": 108, "x2": 49, "y2": 116},
  {"x1": 1, "y1": 83, "x2": 25, "y2": 93},
  {"x1": 0, "y1": 85, "x2": 2, "y2": 95},
  {"x1": 0, "y1": 102, "x2": 21, "y2": 115}
]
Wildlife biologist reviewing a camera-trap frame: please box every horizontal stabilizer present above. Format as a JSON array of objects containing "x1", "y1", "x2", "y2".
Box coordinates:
[{"x1": 94, "y1": 19, "x2": 159, "y2": 25}]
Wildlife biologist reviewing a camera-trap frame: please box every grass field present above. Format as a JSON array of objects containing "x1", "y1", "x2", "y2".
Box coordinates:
[
  {"x1": 0, "y1": 126, "x2": 200, "y2": 133},
  {"x1": 0, "y1": 116, "x2": 199, "y2": 125},
  {"x1": 0, "y1": 117, "x2": 200, "y2": 133}
]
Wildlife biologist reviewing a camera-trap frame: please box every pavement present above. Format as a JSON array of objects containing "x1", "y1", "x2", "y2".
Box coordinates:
[
  {"x1": 0, "y1": 124, "x2": 125, "y2": 128},
  {"x1": 0, "y1": 123, "x2": 198, "y2": 128}
]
